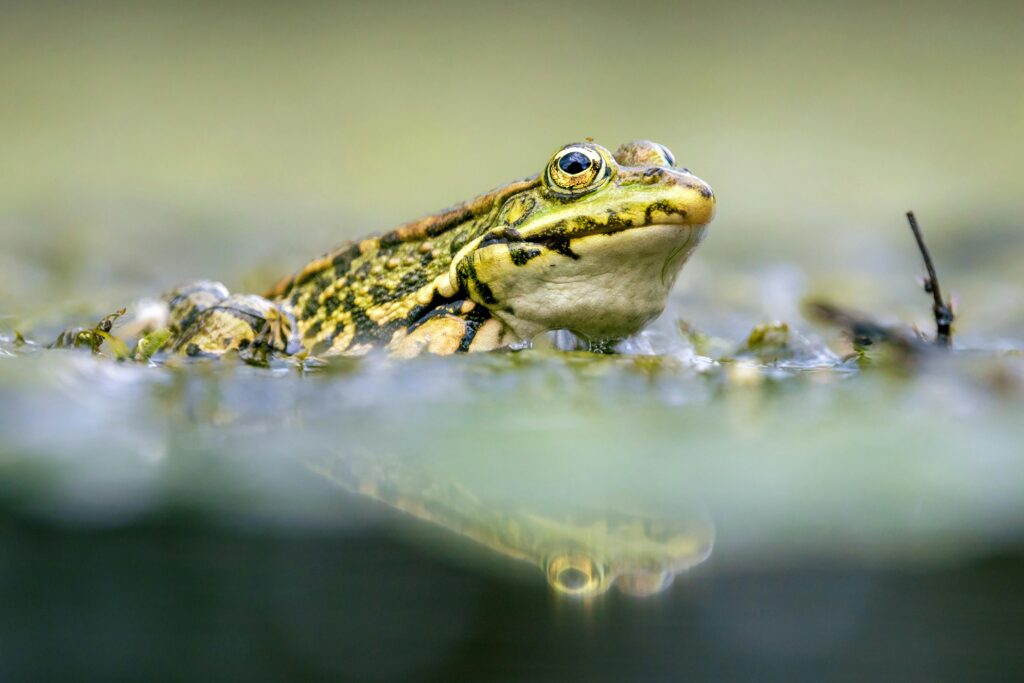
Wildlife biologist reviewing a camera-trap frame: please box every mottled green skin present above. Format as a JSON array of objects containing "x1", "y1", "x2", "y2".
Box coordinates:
[{"x1": 165, "y1": 140, "x2": 716, "y2": 359}]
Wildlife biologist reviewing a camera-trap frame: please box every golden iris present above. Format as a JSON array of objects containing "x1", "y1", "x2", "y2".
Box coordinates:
[
  {"x1": 545, "y1": 144, "x2": 608, "y2": 194},
  {"x1": 545, "y1": 553, "x2": 606, "y2": 596}
]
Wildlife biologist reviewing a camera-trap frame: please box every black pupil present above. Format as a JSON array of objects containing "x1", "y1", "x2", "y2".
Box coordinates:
[
  {"x1": 558, "y1": 567, "x2": 590, "y2": 590},
  {"x1": 558, "y1": 151, "x2": 592, "y2": 175}
]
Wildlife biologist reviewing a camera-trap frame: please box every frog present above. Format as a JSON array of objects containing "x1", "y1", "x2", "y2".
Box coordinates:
[
  {"x1": 157, "y1": 139, "x2": 715, "y2": 360},
  {"x1": 308, "y1": 451, "x2": 715, "y2": 598}
]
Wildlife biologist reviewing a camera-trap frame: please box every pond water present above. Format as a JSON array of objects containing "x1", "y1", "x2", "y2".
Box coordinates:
[{"x1": 2, "y1": 272, "x2": 1023, "y2": 678}]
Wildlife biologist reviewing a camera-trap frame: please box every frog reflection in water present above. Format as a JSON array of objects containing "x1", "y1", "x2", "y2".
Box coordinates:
[
  {"x1": 311, "y1": 456, "x2": 714, "y2": 598},
  {"x1": 152, "y1": 140, "x2": 714, "y2": 359}
]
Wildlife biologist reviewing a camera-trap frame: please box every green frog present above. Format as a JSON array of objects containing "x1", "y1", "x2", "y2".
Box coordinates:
[
  {"x1": 309, "y1": 451, "x2": 715, "y2": 598},
  {"x1": 156, "y1": 139, "x2": 716, "y2": 359}
]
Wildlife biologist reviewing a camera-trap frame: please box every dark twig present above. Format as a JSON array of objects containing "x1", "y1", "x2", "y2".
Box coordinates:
[{"x1": 906, "y1": 211, "x2": 954, "y2": 348}]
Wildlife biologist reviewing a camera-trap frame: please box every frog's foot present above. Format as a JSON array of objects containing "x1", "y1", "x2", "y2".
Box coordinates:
[
  {"x1": 49, "y1": 308, "x2": 130, "y2": 357},
  {"x1": 165, "y1": 281, "x2": 302, "y2": 360},
  {"x1": 388, "y1": 300, "x2": 515, "y2": 358}
]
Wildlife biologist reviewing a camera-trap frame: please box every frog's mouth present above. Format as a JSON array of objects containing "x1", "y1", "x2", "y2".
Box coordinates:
[
  {"x1": 480, "y1": 203, "x2": 709, "y2": 259},
  {"x1": 527, "y1": 218, "x2": 697, "y2": 258}
]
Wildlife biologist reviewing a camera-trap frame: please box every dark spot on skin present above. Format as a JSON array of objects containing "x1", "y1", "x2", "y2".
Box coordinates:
[
  {"x1": 186, "y1": 343, "x2": 200, "y2": 357},
  {"x1": 176, "y1": 307, "x2": 204, "y2": 337},
  {"x1": 378, "y1": 232, "x2": 402, "y2": 249},
  {"x1": 332, "y1": 244, "x2": 360, "y2": 270},
  {"x1": 346, "y1": 298, "x2": 378, "y2": 344},
  {"x1": 302, "y1": 295, "x2": 320, "y2": 319},
  {"x1": 403, "y1": 299, "x2": 492, "y2": 351},
  {"x1": 479, "y1": 226, "x2": 525, "y2": 249},
  {"x1": 545, "y1": 237, "x2": 578, "y2": 259},
  {"x1": 479, "y1": 232, "x2": 507, "y2": 249},
  {"x1": 368, "y1": 284, "x2": 391, "y2": 304},
  {"x1": 355, "y1": 260, "x2": 372, "y2": 279},
  {"x1": 407, "y1": 300, "x2": 469, "y2": 333},
  {"x1": 403, "y1": 287, "x2": 453, "y2": 332},
  {"x1": 526, "y1": 222, "x2": 579, "y2": 259},
  {"x1": 459, "y1": 254, "x2": 498, "y2": 305},
  {"x1": 644, "y1": 167, "x2": 663, "y2": 179},
  {"x1": 307, "y1": 273, "x2": 333, "y2": 301},
  {"x1": 399, "y1": 269, "x2": 427, "y2": 293},
  {"x1": 324, "y1": 296, "x2": 340, "y2": 314},
  {"x1": 238, "y1": 339, "x2": 250, "y2": 350},
  {"x1": 457, "y1": 305, "x2": 492, "y2": 352},
  {"x1": 509, "y1": 244, "x2": 543, "y2": 266},
  {"x1": 699, "y1": 186, "x2": 713, "y2": 199},
  {"x1": 604, "y1": 210, "x2": 633, "y2": 231},
  {"x1": 455, "y1": 259, "x2": 472, "y2": 293},
  {"x1": 644, "y1": 201, "x2": 687, "y2": 224},
  {"x1": 475, "y1": 280, "x2": 498, "y2": 304},
  {"x1": 307, "y1": 320, "x2": 350, "y2": 353},
  {"x1": 306, "y1": 319, "x2": 324, "y2": 337},
  {"x1": 547, "y1": 193, "x2": 582, "y2": 205}
]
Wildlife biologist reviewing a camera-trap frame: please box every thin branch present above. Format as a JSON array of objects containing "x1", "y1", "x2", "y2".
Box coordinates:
[{"x1": 906, "y1": 211, "x2": 954, "y2": 348}]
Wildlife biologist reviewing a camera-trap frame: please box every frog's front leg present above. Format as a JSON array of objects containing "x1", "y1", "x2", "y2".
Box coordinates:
[
  {"x1": 388, "y1": 300, "x2": 515, "y2": 358},
  {"x1": 165, "y1": 281, "x2": 302, "y2": 359}
]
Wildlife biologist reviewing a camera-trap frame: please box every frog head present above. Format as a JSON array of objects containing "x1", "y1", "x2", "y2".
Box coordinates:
[
  {"x1": 450, "y1": 140, "x2": 715, "y2": 344},
  {"x1": 535, "y1": 508, "x2": 714, "y2": 598}
]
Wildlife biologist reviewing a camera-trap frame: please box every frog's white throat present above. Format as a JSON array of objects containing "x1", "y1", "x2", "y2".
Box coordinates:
[{"x1": 480, "y1": 223, "x2": 707, "y2": 342}]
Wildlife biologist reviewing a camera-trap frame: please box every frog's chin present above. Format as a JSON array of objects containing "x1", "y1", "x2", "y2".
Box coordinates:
[{"x1": 481, "y1": 223, "x2": 707, "y2": 342}]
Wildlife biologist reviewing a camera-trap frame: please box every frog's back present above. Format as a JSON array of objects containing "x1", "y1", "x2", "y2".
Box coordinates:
[{"x1": 266, "y1": 177, "x2": 537, "y2": 355}]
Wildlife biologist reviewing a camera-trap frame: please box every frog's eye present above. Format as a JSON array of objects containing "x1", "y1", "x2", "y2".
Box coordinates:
[
  {"x1": 545, "y1": 553, "x2": 608, "y2": 597},
  {"x1": 545, "y1": 145, "x2": 609, "y2": 195},
  {"x1": 613, "y1": 140, "x2": 679, "y2": 169},
  {"x1": 657, "y1": 144, "x2": 676, "y2": 167}
]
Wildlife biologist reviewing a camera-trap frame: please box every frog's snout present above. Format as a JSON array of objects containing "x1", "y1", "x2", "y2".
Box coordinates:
[
  {"x1": 692, "y1": 182, "x2": 716, "y2": 225},
  {"x1": 662, "y1": 170, "x2": 716, "y2": 226}
]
